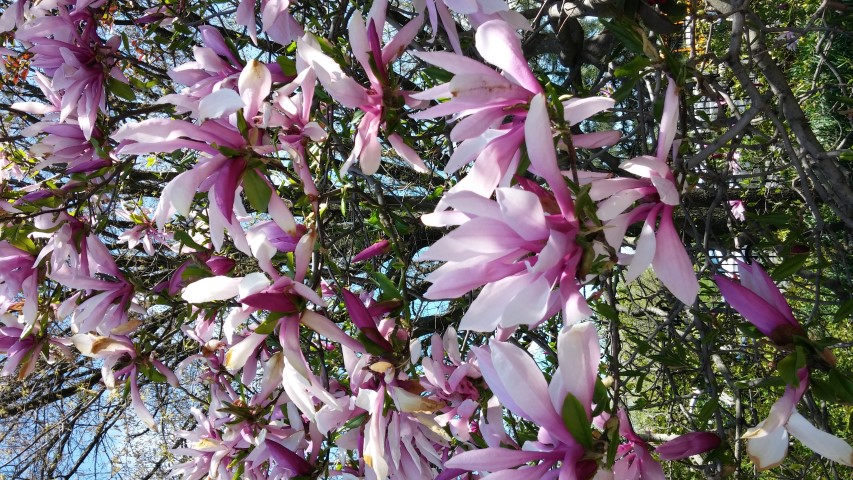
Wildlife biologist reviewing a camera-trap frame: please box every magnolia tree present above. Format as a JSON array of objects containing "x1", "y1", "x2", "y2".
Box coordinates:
[{"x1": 1, "y1": 0, "x2": 853, "y2": 478}]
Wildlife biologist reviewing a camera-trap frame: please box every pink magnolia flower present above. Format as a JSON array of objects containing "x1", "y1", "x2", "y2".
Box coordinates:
[
  {"x1": 728, "y1": 199, "x2": 746, "y2": 222},
  {"x1": 0, "y1": 241, "x2": 39, "y2": 333},
  {"x1": 236, "y1": 0, "x2": 304, "y2": 46},
  {"x1": 715, "y1": 262, "x2": 853, "y2": 469},
  {"x1": 714, "y1": 260, "x2": 805, "y2": 346},
  {"x1": 11, "y1": 72, "x2": 112, "y2": 174},
  {"x1": 22, "y1": 18, "x2": 127, "y2": 140},
  {"x1": 447, "y1": 322, "x2": 601, "y2": 477},
  {"x1": 420, "y1": 185, "x2": 590, "y2": 331},
  {"x1": 47, "y1": 233, "x2": 139, "y2": 335},
  {"x1": 611, "y1": 410, "x2": 666, "y2": 480},
  {"x1": 412, "y1": 20, "x2": 619, "y2": 202},
  {"x1": 586, "y1": 77, "x2": 698, "y2": 305},
  {"x1": 0, "y1": 313, "x2": 71, "y2": 379},
  {"x1": 418, "y1": 327, "x2": 482, "y2": 442},
  {"x1": 352, "y1": 239, "x2": 392, "y2": 263},
  {"x1": 297, "y1": 0, "x2": 428, "y2": 175},
  {"x1": 115, "y1": 60, "x2": 303, "y2": 259},
  {"x1": 70, "y1": 333, "x2": 176, "y2": 432}
]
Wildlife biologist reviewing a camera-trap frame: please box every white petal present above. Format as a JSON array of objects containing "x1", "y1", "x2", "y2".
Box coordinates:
[
  {"x1": 788, "y1": 412, "x2": 853, "y2": 466},
  {"x1": 746, "y1": 424, "x2": 788, "y2": 471},
  {"x1": 182, "y1": 276, "x2": 243, "y2": 303},
  {"x1": 198, "y1": 89, "x2": 245, "y2": 121}
]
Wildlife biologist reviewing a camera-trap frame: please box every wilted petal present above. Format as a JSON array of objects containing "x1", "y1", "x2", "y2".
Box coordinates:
[{"x1": 746, "y1": 424, "x2": 788, "y2": 471}]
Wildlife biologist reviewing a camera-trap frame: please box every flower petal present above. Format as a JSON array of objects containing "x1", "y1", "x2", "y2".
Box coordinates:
[
  {"x1": 182, "y1": 276, "x2": 243, "y2": 303},
  {"x1": 651, "y1": 207, "x2": 698, "y2": 305},
  {"x1": 787, "y1": 412, "x2": 853, "y2": 466}
]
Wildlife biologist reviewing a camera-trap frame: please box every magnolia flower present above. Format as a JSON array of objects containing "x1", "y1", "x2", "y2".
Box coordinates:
[
  {"x1": 412, "y1": 20, "x2": 619, "y2": 203},
  {"x1": 447, "y1": 322, "x2": 600, "y2": 477},
  {"x1": 70, "y1": 333, "x2": 170, "y2": 432},
  {"x1": 23, "y1": 20, "x2": 127, "y2": 140},
  {"x1": 297, "y1": 0, "x2": 428, "y2": 175},
  {"x1": 728, "y1": 200, "x2": 746, "y2": 222},
  {"x1": 743, "y1": 369, "x2": 853, "y2": 470},
  {"x1": 715, "y1": 262, "x2": 853, "y2": 469},
  {"x1": 420, "y1": 186, "x2": 591, "y2": 331},
  {"x1": 586, "y1": 77, "x2": 699, "y2": 305},
  {"x1": 0, "y1": 242, "x2": 38, "y2": 333},
  {"x1": 236, "y1": 0, "x2": 303, "y2": 45},
  {"x1": 714, "y1": 260, "x2": 805, "y2": 346}
]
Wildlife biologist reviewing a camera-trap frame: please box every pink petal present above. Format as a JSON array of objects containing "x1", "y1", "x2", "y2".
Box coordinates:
[
  {"x1": 656, "y1": 432, "x2": 721, "y2": 460},
  {"x1": 571, "y1": 130, "x2": 621, "y2": 149},
  {"x1": 714, "y1": 276, "x2": 793, "y2": 338},
  {"x1": 444, "y1": 448, "x2": 561, "y2": 470},
  {"x1": 489, "y1": 341, "x2": 569, "y2": 439},
  {"x1": 656, "y1": 78, "x2": 679, "y2": 161},
  {"x1": 624, "y1": 218, "x2": 656, "y2": 283},
  {"x1": 651, "y1": 207, "x2": 698, "y2": 305},
  {"x1": 787, "y1": 412, "x2": 853, "y2": 466},
  {"x1": 198, "y1": 88, "x2": 245, "y2": 121},
  {"x1": 182, "y1": 276, "x2": 242, "y2": 303},
  {"x1": 562, "y1": 97, "x2": 615, "y2": 126},
  {"x1": 556, "y1": 322, "x2": 600, "y2": 417},
  {"x1": 736, "y1": 261, "x2": 798, "y2": 327},
  {"x1": 526, "y1": 94, "x2": 574, "y2": 221},
  {"x1": 239, "y1": 60, "x2": 272, "y2": 119},
  {"x1": 475, "y1": 20, "x2": 541, "y2": 94},
  {"x1": 496, "y1": 188, "x2": 548, "y2": 241},
  {"x1": 130, "y1": 373, "x2": 158, "y2": 431}
]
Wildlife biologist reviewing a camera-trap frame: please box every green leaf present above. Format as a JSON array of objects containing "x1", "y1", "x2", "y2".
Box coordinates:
[
  {"x1": 600, "y1": 18, "x2": 646, "y2": 57},
  {"x1": 771, "y1": 255, "x2": 808, "y2": 281},
  {"x1": 614, "y1": 56, "x2": 651, "y2": 78},
  {"x1": 834, "y1": 299, "x2": 853, "y2": 322},
  {"x1": 255, "y1": 312, "x2": 283, "y2": 335},
  {"x1": 276, "y1": 55, "x2": 297, "y2": 76},
  {"x1": 242, "y1": 168, "x2": 272, "y2": 213},
  {"x1": 236, "y1": 109, "x2": 249, "y2": 138},
  {"x1": 561, "y1": 393, "x2": 593, "y2": 449},
  {"x1": 829, "y1": 370, "x2": 853, "y2": 404},
  {"x1": 777, "y1": 348, "x2": 804, "y2": 386},
  {"x1": 697, "y1": 399, "x2": 719, "y2": 426},
  {"x1": 108, "y1": 77, "x2": 136, "y2": 102},
  {"x1": 173, "y1": 230, "x2": 207, "y2": 251},
  {"x1": 612, "y1": 76, "x2": 641, "y2": 103},
  {"x1": 369, "y1": 270, "x2": 402, "y2": 302}
]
